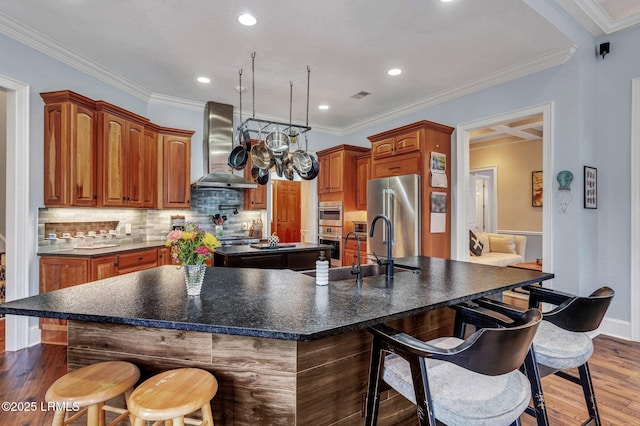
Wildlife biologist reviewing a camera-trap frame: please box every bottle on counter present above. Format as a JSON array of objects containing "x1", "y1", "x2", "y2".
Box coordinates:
[{"x1": 315, "y1": 252, "x2": 329, "y2": 286}]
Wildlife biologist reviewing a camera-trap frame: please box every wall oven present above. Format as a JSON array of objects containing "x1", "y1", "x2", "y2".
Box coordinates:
[
  {"x1": 318, "y1": 225, "x2": 342, "y2": 267},
  {"x1": 318, "y1": 201, "x2": 343, "y2": 227}
]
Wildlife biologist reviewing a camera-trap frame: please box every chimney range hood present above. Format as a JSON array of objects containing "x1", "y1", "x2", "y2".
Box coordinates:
[{"x1": 192, "y1": 101, "x2": 257, "y2": 189}]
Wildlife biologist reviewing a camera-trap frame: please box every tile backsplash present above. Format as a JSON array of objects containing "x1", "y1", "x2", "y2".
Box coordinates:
[{"x1": 38, "y1": 189, "x2": 265, "y2": 252}]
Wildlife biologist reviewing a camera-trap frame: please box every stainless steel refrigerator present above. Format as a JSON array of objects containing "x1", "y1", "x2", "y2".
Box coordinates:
[{"x1": 367, "y1": 174, "x2": 421, "y2": 258}]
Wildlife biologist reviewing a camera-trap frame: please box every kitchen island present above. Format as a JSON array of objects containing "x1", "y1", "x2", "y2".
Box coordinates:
[
  {"x1": 0, "y1": 258, "x2": 553, "y2": 425},
  {"x1": 213, "y1": 241, "x2": 332, "y2": 271}
]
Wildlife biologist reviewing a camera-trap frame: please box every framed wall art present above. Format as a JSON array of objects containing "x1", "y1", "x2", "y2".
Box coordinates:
[
  {"x1": 584, "y1": 166, "x2": 597, "y2": 209},
  {"x1": 532, "y1": 171, "x2": 543, "y2": 207}
]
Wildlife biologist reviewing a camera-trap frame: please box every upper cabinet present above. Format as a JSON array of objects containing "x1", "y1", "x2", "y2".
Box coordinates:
[
  {"x1": 316, "y1": 145, "x2": 370, "y2": 210},
  {"x1": 41, "y1": 90, "x2": 192, "y2": 209},
  {"x1": 243, "y1": 140, "x2": 267, "y2": 210},
  {"x1": 355, "y1": 152, "x2": 370, "y2": 211},
  {"x1": 42, "y1": 91, "x2": 98, "y2": 207},
  {"x1": 159, "y1": 128, "x2": 193, "y2": 209},
  {"x1": 370, "y1": 129, "x2": 420, "y2": 160}
]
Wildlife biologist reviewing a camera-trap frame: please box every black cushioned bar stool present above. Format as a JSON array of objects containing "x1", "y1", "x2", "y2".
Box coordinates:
[
  {"x1": 45, "y1": 360, "x2": 140, "y2": 426},
  {"x1": 365, "y1": 308, "x2": 542, "y2": 426},
  {"x1": 457, "y1": 285, "x2": 614, "y2": 426}
]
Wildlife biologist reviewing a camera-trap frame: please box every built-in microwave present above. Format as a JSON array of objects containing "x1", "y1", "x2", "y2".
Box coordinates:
[{"x1": 318, "y1": 201, "x2": 343, "y2": 227}]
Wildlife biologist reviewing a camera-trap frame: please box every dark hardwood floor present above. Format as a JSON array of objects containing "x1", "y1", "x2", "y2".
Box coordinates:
[{"x1": 0, "y1": 335, "x2": 639, "y2": 425}]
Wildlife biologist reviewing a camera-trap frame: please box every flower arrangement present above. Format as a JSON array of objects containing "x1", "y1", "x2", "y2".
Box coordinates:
[{"x1": 165, "y1": 222, "x2": 221, "y2": 265}]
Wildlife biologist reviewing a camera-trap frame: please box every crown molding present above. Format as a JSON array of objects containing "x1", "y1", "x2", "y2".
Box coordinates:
[
  {"x1": 0, "y1": 12, "x2": 151, "y2": 101},
  {"x1": 555, "y1": 0, "x2": 640, "y2": 37},
  {"x1": 148, "y1": 93, "x2": 204, "y2": 112},
  {"x1": 342, "y1": 45, "x2": 576, "y2": 135}
]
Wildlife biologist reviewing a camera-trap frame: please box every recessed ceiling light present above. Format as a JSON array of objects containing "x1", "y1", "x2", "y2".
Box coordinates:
[
  {"x1": 387, "y1": 68, "x2": 402, "y2": 76},
  {"x1": 440, "y1": 0, "x2": 455, "y2": 2},
  {"x1": 318, "y1": 105, "x2": 329, "y2": 110},
  {"x1": 197, "y1": 76, "x2": 211, "y2": 84},
  {"x1": 238, "y1": 13, "x2": 257, "y2": 26}
]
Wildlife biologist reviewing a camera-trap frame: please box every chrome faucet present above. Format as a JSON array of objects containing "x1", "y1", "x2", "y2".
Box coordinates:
[
  {"x1": 344, "y1": 231, "x2": 363, "y2": 284},
  {"x1": 369, "y1": 214, "x2": 394, "y2": 279}
]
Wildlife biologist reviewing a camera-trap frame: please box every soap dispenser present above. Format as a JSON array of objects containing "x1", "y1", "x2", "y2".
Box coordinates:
[{"x1": 315, "y1": 251, "x2": 329, "y2": 286}]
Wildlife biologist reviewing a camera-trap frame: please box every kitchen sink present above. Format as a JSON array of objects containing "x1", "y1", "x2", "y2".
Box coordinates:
[{"x1": 301, "y1": 263, "x2": 413, "y2": 281}]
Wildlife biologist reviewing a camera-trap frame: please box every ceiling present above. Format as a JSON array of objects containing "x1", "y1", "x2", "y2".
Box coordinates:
[{"x1": 0, "y1": 0, "x2": 638, "y2": 135}]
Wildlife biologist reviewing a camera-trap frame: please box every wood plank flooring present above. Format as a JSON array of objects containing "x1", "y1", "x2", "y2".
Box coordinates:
[{"x1": 0, "y1": 335, "x2": 638, "y2": 425}]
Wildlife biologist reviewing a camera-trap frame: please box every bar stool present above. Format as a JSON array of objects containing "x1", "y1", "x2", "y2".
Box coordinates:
[
  {"x1": 45, "y1": 360, "x2": 140, "y2": 426},
  {"x1": 455, "y1": 285, "x2": 614, "y2": 426},
  {"x1": 365, "y1": 308, "x2": 542, "y2": 426},
  {"x1": 127, "y1": 367, "x2": 218, "y2": 426}
]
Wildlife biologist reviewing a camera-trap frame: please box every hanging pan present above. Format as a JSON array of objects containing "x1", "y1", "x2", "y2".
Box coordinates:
[{"x1": 227, "y1": 131, "x2": 248, "y2": 170}]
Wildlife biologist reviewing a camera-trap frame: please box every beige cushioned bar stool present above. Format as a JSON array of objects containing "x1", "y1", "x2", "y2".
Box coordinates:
[
  {"x1": 45, "y1": 360, "x2": 140, "y2": 426},
  {"x1": 127, "y1": 367, "x2": 218, "y2": 426}
]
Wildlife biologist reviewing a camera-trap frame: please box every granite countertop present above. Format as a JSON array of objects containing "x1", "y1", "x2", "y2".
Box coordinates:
[
  {"x1": 38, "y1": 241, "x2": 166, "y2": 257},
  {"x1": 214, "y1": 242, "x2": 332, "y2": 256},
  {"x1": 0, "y1": 257, "x2": 553, "y2": 341}
]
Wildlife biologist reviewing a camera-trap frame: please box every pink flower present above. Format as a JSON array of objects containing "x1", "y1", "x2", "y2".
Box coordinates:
[
  {"x1": 166, "y1": 230, "x2": 182, "y2": 243},
  {"x1": 195, "y1": 245, "x2": 210, "y2": 256}
]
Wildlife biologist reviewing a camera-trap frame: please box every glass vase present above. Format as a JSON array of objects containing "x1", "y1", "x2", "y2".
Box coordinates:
[{"x1": 183, "y1": 264, "x2": 206, "y2": 296}]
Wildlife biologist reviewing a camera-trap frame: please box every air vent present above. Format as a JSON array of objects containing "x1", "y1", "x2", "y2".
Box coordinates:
[{"x1": 351, "y1": 91, "x2": 371, "y2": 99}]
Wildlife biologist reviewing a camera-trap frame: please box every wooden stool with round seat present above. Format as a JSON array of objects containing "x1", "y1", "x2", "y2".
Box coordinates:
[
  {"x1": 127, "y1": 367, "x2": 218, "y2": 426},
  {"x1": 45, "y1": 360, "x2": 140, "y2": 426}
]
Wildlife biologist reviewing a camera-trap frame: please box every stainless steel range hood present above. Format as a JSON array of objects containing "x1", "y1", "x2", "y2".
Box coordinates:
[{"x1": 192, "y1": 101, "x2": 256, "y2": 189}]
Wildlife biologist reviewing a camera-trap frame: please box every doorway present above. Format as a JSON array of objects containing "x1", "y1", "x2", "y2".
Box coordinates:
[
  {"x1": 469, "y1": 167, "x2": 497, "y2": 233},
  {"x1": 271, "y1": 180, "x2": 301, "y2": 243},
  {"x1": 455, "y1": 103, "x2": 553, "y2": 271},
  {"x1": 0, "y1": 74, "x2": 30, "y2": 351}
]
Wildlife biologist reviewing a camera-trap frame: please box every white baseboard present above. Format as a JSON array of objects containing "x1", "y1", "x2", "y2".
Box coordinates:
[
  {"x1": 590, "y1": 317, "x2": 632, "y2": 341},
  {"x1": 28, "y1": 325, "x2": 41, "y2": 347}
]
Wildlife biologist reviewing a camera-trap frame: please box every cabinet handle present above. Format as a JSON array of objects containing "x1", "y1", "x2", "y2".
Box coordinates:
[
  {"x1": 138, "y1": 257, "x2": 143, "y2": 260},
  {"x1": 114, "y1": 263, "x2": 118, "y2": 267},
  {"x1": 389, "y1": 166, "x2": 401, "y2": 170}
]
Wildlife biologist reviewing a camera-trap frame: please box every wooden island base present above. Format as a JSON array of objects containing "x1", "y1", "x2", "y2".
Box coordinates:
[{"x1": 67, "y1": 308, "x2": 454, "y2": 425}]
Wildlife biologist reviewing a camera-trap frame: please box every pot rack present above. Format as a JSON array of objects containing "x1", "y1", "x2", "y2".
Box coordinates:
[{"x1": 238, "y1": 52, "x2": 311, "y2": 137}]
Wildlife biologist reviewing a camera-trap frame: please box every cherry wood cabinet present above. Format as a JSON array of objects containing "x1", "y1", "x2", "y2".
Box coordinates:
[
  {"x1": 370, "y1": 129, "x2": 420, "y2": 160},
  {"x1": 343, "y1": 237, "x2": 368, "y2": 267},
  {"x1": 41, "y1": 90, "x2": 192, "y2": 210},
  {"x1": 39, "y1": 246, "x2": 167, "y2": 344},
  {"x1": 368, "y1": 120, "x2": 454, "y2": 259},
  {"x1": 316, "y1": 145, "x2": 369, "y2": 209},
  {"x1": 90, "y1": 255, "x2": 118, "y2": 281},
  {"x1": 41, "y1": 91, "x2": 98, "y2": 207},
  {"x1": 356, "y1": 153, "x2": 370, "y2": 211},
  {"x1": 159, "y1": 129, "x2": 193, "y2": 209},
  {"x1": 97, "y1": 108, "x2": 151, "y2": 208},
  {"x1": 243, "y1": 141, "x2": 268, "y2": 210}
]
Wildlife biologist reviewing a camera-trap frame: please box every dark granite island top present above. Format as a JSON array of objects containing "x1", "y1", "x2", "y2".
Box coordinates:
[
  {"x1": 212, "y1": 242, "x2": 333, "y2": 271},
  {"x1": 0, "y1": 257, "x2": 552, "y2": 341},
  {"x1": 0, "y1": 257, "x2": 553, "y2": 425}
]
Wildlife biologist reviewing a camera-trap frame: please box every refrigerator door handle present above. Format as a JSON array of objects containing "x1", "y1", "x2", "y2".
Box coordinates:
[{"x1": 382, "y1": 189, "x2": 394, "y2": 246}]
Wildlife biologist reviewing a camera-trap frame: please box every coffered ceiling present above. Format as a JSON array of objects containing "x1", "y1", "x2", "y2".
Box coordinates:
[{"x1": 0, "y1": 1, "x2": 637, "y2": 134}]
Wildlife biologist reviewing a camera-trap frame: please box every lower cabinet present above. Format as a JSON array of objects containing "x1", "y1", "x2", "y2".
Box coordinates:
[{"x1": 39, "y1": 246, "x2": 165, "y2": 345}]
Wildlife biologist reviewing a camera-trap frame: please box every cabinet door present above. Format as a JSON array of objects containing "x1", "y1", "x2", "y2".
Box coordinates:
[
  {"x1": 372, "y1": 152, "x2": 421, "y2": 178},
  {"x1": 157, "y1": 247, "x2": 176, "y2": 265},
  {"x1": 91, "y1": 255, "x2": 118, "y2": 281},
  {"x1": 328, "y1": 151, "x2": 344, "y2": 192},
  {"x1": 43, "y1": 103, "x2": 68, "y2": 206},
  {"x1": 141, "y1": 129, "x2": 158, "y2": 208},
  {"x1": 356, "y1": 156, "x2": 370, "y2": 210},
  {"x1": 43, "y1": 102, "x2": 97, "y2": 207},
  {"x1": 161, "y1": 134, "x2": 191, "y2": 208},
  {"x1": 243, "y1": 144, "x2": 267, "y2": 210},
  {"x1": 370, "y1": 137, "x2": 395, "y2": 160},
  {"x1": 101, "y1": 113, "x2": 127, "y2": 207},
  {"x1": 394, "y1": 130, "x2": 420, "y2": 156},
  {"x1": 317, "y1": 154, "x2": 331, "y2": 194},
  {"x1": 69, "y1": 103, "x2": 97, "y2": 206},
  {"x1": 124, "y1": 122, "x2": 145, "y2": 207},
  {"x1": 39, "y1": 257, "x2": 90, "y2": 344}
]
